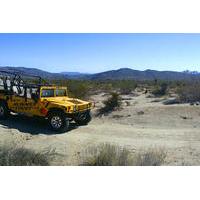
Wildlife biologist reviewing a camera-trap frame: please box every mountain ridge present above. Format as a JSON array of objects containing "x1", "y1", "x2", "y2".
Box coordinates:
[
  {"x1": 0, "y1": 66, "x2": 199, "y2": 81},
  {"x1": 89, "y1": 68, "x2": 200, "y2": 80}
]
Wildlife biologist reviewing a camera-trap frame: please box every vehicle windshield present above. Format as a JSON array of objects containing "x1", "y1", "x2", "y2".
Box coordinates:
[
  {"x1": 41, "y1": 89, "x2": 54, "y2": 97},
  {"x1": 41, "y1": 88, "x2": 67, "y2": 97},
  {"x1": 56, "y1": 89, "x2": 66, "y2": 97}
]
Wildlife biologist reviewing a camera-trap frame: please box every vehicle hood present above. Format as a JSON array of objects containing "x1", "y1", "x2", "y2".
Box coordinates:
[{"x1": 41, "y1": 97, "x2": 90, "y2": 107}]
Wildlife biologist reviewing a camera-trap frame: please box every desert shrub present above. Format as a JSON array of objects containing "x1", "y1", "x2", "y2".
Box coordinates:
[
  {"x1": 80, "y1": 143, "x2": 131, "y2": 166},
  {"x1": 112, "y1": 80, "x2": 137, "y2": 95},
  {"x1": 51, "y1": 79, "x2": 91, "y2": 99},
  {"x1": 79, "y1": 144, "x2": 166, "y2": 166},
  {"x1": 67, "y1": 81, "x2": 89, "y2": 99},
  {"x1": 50, "y1": 79, "x2": 139, "y2": 97},
  {"x1": 177, "y1": 82, "x2": 200, "y2": 103},
  {"x1": 97, "y1": 92, "x2": 122, "y2": 115},
  {"x1": 0, "y1": 145, "x2": 51, "y2": 166},
  {"x1": 133, "y1": 149, "x2": 166, "y2": 166},
  {"x1": 152, "y1": 82, "x2": 168, "y2": 96}
]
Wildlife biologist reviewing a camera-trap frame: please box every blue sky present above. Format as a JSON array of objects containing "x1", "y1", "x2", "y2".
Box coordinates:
[{"x1": 0, "y1": 33, "x2": 200, "y2": 73}]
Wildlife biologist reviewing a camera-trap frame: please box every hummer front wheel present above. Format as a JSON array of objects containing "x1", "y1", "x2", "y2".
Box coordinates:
[
  {"x1": 48, "y1": 111, "x2": 69, "y2": 132},
  {"x1": 74, "y1": 111, "x2": 91, "y2": 125}
]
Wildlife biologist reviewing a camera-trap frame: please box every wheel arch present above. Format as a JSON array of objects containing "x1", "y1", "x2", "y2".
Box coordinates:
[{"x1": 47, "y1": 107, "x2": 66, "y2": 117}]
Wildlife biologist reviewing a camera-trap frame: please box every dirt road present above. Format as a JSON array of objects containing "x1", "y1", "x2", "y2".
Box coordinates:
[{"x1": 0, "y1": 93, "x2": 200, "y2": 165}]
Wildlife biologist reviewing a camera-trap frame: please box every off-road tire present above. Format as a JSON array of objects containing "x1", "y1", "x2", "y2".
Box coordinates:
[
  {"x1": 0, "y1": 101, "x2": 9, "y2": 120},
  {"x1": 48, "y1": 111, "x2": 69, "y2": 132},
  {"x1": 74, "y1": 111, "x2": 92, "y2": 125}
]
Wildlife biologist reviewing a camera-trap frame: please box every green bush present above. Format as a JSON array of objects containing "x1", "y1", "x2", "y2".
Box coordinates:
[
  {"x1": 97, "y1": 92, "x2": 122, "y2": 115},
  {"x1": 112, "y1": 80, "x2": 137, "y2": 94},
  {"x1": 152, "y1": 82, "x2": 168, "y2": 96},
  {"x1": 0, "y1": 146, "x2": 51, "y2": 166},
  {"x1": 68, "y1": 82, "x2": 89, "y2": 99},
  {"x1": 90, "y1": 80, "x2": 137, "y2": 94},
  {"x1": 51, "y1": 79, "x2": 90, "y2": 99}
]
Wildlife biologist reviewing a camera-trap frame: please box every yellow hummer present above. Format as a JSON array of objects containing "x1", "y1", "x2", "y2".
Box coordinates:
[{"x1": 0, "y1": 71, "x2": 92, "y2": 132}]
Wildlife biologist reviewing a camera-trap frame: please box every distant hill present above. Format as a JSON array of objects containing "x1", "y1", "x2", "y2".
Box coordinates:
[
  {"x1": 60, "y1": 71, "x2": 90, "y2": 79},
  {"x1": 0, "y1": 66, "x2": 199, "y2": 81},
  {"x1": 89, "y1": 68, "x2": 200, "y2": 81},
  {"x1": 0, "y1": 66, "x2": 67, "y2": 79}
]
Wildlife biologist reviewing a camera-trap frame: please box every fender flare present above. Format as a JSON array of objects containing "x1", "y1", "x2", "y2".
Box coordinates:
[{"x1": 47, "y1": 107, "x2": 66, "y2": 117}]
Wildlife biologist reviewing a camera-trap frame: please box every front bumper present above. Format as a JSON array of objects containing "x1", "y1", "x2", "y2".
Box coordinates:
[{"x1": 69, "y1": 102, "x2": 94, "y2": 113}]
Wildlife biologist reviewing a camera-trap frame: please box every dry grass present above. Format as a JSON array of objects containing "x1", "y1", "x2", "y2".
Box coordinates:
[
  {"x1": 0, "y1": 145, "x2": 52, "y2": 166},
  {"x1": 79, "y1": 143, "x2": 131, "y2": 166},
  {"x1": 133, "y1": 149, "x2": 167, "y2": 166},
  {"x1": 79, "y1": 143, "x2": 166, "y2": 166}
]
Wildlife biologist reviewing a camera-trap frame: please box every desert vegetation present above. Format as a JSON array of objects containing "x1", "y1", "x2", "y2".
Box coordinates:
[
  {"x1": 133, "y1": 148, "x2": 167, "y2": 166},
  {"x1": 0, "y1": 142, "x2": 167, "y2": 166},
  {"x1": 177, "y1": 81, "x2": 200, "y2": 103},
  {"x1": 51, "y1": 78, "x2": 187, "y2": 99},
  {"x1": 97, "y1": 92, "x2": 122, "y2": 116},
  {"x1": 0, "y1": 145, "x2": 51, "y2": 166},
  {"x1": 51, "y1": 78, "x2": 200, "y2": 107},
  {"x1": 79, "y1": 143, "x2": 167, "y2": 166},
  {"x1": 79, "y1": 143, "x2": 131, "y2": 166},
  {"x1": 152, "y1": 82, "x2": 168, "y2": 96},
  {"x1": 51, "y1": 79, "x2": 137, "y2": 99}
]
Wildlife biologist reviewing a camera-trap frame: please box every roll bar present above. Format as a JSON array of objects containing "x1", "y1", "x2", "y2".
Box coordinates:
[{"x1": 0, "y1": 70, "x2": 51, "y2": 87}]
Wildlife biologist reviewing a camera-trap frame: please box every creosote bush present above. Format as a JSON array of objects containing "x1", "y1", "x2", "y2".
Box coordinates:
[
  {"x1": 68, "y1": 82, "x2": 89, "y2": 99},
  {"x1": 0, "y1": 145, "x2": 51, "y2": 166},
  {"x1": 177, "y1": 82, "x2": 200, "y2": 103},
  {"x1": 79, "y1": 143, "x2": 167, "y2": 166},
  {"x1": 97, "y1": 92, "x2": 122, "y2": 116},
  {"x1": 114, "y1": 80, "x2": 137, "y2": 95},
  {"x1": 152, "y1": 82, "x2": 168, "y2": 96}
]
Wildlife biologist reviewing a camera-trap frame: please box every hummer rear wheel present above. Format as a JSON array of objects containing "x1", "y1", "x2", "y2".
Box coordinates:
[{"x1": 48, "y1": 111, "x2": 69, "y2": 132}]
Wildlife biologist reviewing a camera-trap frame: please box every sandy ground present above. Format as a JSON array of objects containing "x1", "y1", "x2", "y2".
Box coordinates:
[{"x1": 0, "y1": 92, "x2": 200, "y2": 165}]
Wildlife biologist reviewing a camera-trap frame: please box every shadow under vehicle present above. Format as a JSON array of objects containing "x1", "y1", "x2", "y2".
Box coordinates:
[{"x1": 0, "y1": 71, "x2": 93, "y2": 132}]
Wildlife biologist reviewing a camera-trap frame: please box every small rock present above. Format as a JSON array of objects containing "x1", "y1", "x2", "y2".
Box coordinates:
[
  {"x1": 180, "y1": 116, "x2": 192, "y2": 120},
  {"x1": 125, "y1": 101, "x2": 131, "y2": 106},
  {"x1": 112, "y1": 115, "x2": 124, "y2": 119},
  {"x1": 137, "y1": 111, "x2": 144, "y2": 115}
]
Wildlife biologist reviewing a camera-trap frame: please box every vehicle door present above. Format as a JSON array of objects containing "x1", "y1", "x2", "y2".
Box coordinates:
[
  {"x1": 8, "y1": 87, "x2": 40, "y2": 116},
  {"x1": 23, "y1": 88, "x2": 41, "y2": 116},
  {"x1": 7, "y1": 85, "x2": 27, "y2": 113}
]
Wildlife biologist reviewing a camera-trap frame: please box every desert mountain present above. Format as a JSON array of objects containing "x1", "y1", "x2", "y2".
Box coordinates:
[{"x1": 0, "y1": 66, "x2": 199, "y2": 80}]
